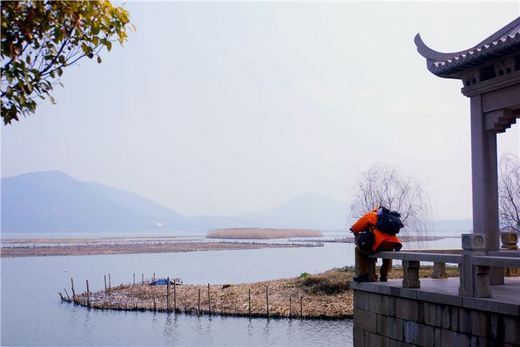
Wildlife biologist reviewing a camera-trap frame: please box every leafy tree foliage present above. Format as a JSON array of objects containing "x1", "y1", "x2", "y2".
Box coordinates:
[
  {"x1": 350, "y1": 164, "x2": 431, "y2": 235},
  {"x1": 1, "y1": 1, "x2": 131, "y2": 125},
  {"x1": 499, "y1": 153, "x2": 520, "y2": 232}
]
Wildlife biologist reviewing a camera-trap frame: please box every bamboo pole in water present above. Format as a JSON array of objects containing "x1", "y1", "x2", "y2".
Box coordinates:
[
  {"x1": 133, "y1": 273, "x2": 135, "y2": 285},
  {"x1": 289, "y1": 296, "x2": 292, "y2": 318},
  {"x1": 86, "y1": 280, "x2": 90, "y2": 308},
  {"x1": 300, "y1": 296, "x2": 303, "y2": 318},
  {"x1": 248, "y1": 289, "x2": 251, "y2": 317},
  {"x1": 63, "y1": 288, "x2": 71, "y2": 301},
  {"x1": 198, "y1": 288, "x2": 201, "y2": 314},
  {"x1": 70, "y1": 278, "x2": 76, "y2": 301},
  {"x1": 207, "y1": 284, "x2": 211, "y2": 314},
  {"x1": 266, "y1": 286, "x2": 269, "y2": 318},
  {"x1": 109, "y1": 273, "x2": 111, "y2": 290},
  {"x1": 104, "y1": 275, "x2": 107, "y2": 292},
  {"x1": 166, "y1": 277, "x2": 171, "y2": 312},
  {"x1": 142, "y1": 273, "x2": 144, "y2": 285},
  {"x1": 173, "y1": 281, "x2": 177, "y2": 311}
]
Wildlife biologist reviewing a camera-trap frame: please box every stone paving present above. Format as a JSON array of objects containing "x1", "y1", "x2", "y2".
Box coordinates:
[{"x1": 373, "y1": 276, "x2": 520, "y2": 306}]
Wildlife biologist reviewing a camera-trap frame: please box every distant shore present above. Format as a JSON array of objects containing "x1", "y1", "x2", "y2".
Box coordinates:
[
  {"x1": 1, "y1": 233, "x2": 453, "y2": 258},
  {"x1": 207, "y1": 228, "x2": 323, "y2": 239},
  {"x1": 0, "y1": 237, "x2": 318, "y2": 258}
]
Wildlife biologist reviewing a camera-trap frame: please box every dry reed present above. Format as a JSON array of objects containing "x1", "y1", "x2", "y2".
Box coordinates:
[
  {"x1": 207, "y1": 228, "x2": 322, "y2": 239},
  {"x1": 66, "y1": 266, "x2": 458, "y2": 319}
]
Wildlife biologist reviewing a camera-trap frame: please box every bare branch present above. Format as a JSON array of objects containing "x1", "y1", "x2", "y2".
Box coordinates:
[{"x1": 350, "y1": 164, "x2": 430, "y2": 236}]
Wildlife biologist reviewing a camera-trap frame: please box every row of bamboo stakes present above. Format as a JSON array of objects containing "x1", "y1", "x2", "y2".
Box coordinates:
[{"x1": 61, "y1": 273, "x2": 306, "y2": 319}]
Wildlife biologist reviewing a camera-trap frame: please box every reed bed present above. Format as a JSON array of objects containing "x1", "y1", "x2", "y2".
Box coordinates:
[
  {"x1": 2, "y1": 240, "x2": 308, "y2": 257},
  {"x1": 63, "y1": 266, "x2": 459, "y2": 320},
  {"x1": 207, "y1": 228, "x2": 323, "y2": 239}
]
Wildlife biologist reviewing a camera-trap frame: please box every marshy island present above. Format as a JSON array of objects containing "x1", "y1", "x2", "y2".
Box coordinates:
[{"x1": 60, "y1": 266, "x2": 458, "y2": 320}]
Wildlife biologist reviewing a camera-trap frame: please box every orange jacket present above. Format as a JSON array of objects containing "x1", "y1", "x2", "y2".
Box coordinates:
[{"x1": 350, "y1": 209, "x2": 401, "y2": 252}]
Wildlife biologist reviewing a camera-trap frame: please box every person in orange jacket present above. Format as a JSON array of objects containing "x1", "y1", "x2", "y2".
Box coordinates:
[{"x1": 350, "y1": 207, "x2": 402, "y2": 282}]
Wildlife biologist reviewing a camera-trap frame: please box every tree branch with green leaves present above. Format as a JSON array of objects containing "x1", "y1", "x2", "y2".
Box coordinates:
[{"x1": 1, "y1": 0, "x2": 133, "y2": 125}]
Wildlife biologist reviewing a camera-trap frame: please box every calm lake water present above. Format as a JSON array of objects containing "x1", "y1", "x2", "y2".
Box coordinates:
[{"x1": 1, "y1": 237, "x2": 457, "y2": 346}]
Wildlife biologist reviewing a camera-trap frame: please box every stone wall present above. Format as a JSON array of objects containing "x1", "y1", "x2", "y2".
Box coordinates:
[{"x1": 353, "y1": 289, "x2": 520, "y2": 347}]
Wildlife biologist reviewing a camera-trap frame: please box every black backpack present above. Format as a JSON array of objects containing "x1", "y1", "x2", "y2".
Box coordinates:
[
  {"x1": 356, "y1": 230, "x2": 375, "y2": 253},
  {"x1": 376, "y1": 207, "x2": 404, "y2": 235}
]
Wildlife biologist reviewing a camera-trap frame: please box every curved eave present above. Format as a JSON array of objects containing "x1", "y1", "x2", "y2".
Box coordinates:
[
  {"x1": 419, "y1": 33, "x2": 520, "y2": 79},
  {"x1": 415, "y1": 16, "x2": 520, "y2": 79}
]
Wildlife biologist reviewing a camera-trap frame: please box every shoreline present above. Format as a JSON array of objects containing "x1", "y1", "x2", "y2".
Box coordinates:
[
  {"x1": 60, "y1": 266, "x2": 459, "y2": 320},
  {"x1": 1, "y1": 234, "x2": 454, "y2": 258},
  {"x1": 0, "y1": 240, "x2": 318, "y2": 258},
  {"x1": 62, "y1": 269, "x2": 355, "y2": 320}
]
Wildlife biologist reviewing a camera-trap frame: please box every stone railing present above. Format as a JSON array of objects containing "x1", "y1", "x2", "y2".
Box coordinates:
[{"x1": 367, "y1": 233, "x2": 520, "y2": 298}]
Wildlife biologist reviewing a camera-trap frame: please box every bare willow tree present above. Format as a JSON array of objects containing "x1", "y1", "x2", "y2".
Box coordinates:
[
  {"x1": 499, "y1": 153, "x2": 520, "y2": 232},
  {"x1": 350, "y1": 164, "x2": 430, "y2": 236}
]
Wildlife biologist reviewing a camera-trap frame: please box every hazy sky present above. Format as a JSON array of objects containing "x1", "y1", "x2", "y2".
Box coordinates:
[{"x1": 2, "y1": 2, "x2": 519, "y2": 220}]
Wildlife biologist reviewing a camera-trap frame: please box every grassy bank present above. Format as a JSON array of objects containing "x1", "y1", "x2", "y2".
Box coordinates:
[{"x1": 64, "y1": 266, "x2": 459, "y2": 319}]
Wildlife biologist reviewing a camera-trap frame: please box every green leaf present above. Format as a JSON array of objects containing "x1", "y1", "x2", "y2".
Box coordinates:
[
  {"x1": 1, "y1": 0, "x2": 132, "y2": 124},
  {"x1": 81, "y1": 43, "x2": 89, "y2": 54}
]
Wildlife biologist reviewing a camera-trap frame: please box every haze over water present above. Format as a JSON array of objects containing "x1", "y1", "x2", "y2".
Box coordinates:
[{"x1": 1, "y1": 238, "x2": 456, "y2": 346}]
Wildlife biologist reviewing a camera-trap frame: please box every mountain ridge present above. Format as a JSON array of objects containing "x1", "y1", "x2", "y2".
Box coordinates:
[
  {"x1": 1, "y1": 171, "x2": 348, "y2": 232},
  {"x1": 1, "y1": 171, "x2": 473, "y2": 233}
]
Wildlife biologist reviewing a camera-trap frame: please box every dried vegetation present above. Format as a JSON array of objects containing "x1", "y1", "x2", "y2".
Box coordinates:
[
  {"x1": 64, "y1": 266, "x2": 458, "y2": 320},
  {"x1": 207, "y1": 228, "x2": 323, "y2": 239}
]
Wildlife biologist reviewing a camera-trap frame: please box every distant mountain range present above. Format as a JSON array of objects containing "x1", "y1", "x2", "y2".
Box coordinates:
[
  {"x1": 1, "y1": 171, "x2": 350, "y2": 233},
  {"x1": 1, "y1": 171, "x2": 473, "y2": 234},
  {"x1": 237, "y1": 192, "x2": 350, "y2": 230}
]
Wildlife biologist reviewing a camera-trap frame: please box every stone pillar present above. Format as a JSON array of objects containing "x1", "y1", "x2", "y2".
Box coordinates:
[
  {"x1": 459, "y1": 233, "x2": 491, "y2": 298},
  {"x1": 501, "y1": 231, "x2": 518, "y2": 250},
  {"x1": 470, "y1": 96, "x2": 503, "y2": 284},
  {"x1": 432, "y1": 262, "x2": 447, "y2": 279},
  {"x1": 501, "y1": 231, "x2": 520, "y2": 276},
  {"x1": 403, "y1": 260, "x2": 420, "y2": 288}
]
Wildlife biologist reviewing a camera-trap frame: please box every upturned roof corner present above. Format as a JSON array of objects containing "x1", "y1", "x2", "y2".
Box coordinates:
[{"x1": 415, "y1": 16, "x2": 520, "y2": 79}]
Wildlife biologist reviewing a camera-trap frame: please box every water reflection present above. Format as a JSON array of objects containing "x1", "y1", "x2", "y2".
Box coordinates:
[
  {"x1": 263, "y1": 319, "x2": 272, "y2": 344},
  {"x1": 2, "y1": 239, "x2": 454, "y2": 346},
  {"x1": 162, "y1": 313, "x2": 177, "y2": 345},
  {"x1": 247, "y1": 318, "x2": 255, "y2": 338}
]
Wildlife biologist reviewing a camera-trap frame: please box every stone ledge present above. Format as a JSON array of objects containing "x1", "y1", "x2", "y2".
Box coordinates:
[
  {"x1": 369, "y1": 251, "x2": 462, "y2": 264},
  {"x1": 472, "y1": 255, "x2": 520, "y2": 267},
  {"x1": 351, "y1": 278, "x2": 520, "y2": 316},
  {"x1": 462, "y1": 296, "x2": 520, "y2": 316},
  {"x1": 487, "y1": 250, "x2": 520, "y2": 257}
]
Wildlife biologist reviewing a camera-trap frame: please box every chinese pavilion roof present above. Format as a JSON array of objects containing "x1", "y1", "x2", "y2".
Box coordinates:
[{"x1": 415, "y1": 16, "x2": 520, "y2": 78}]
